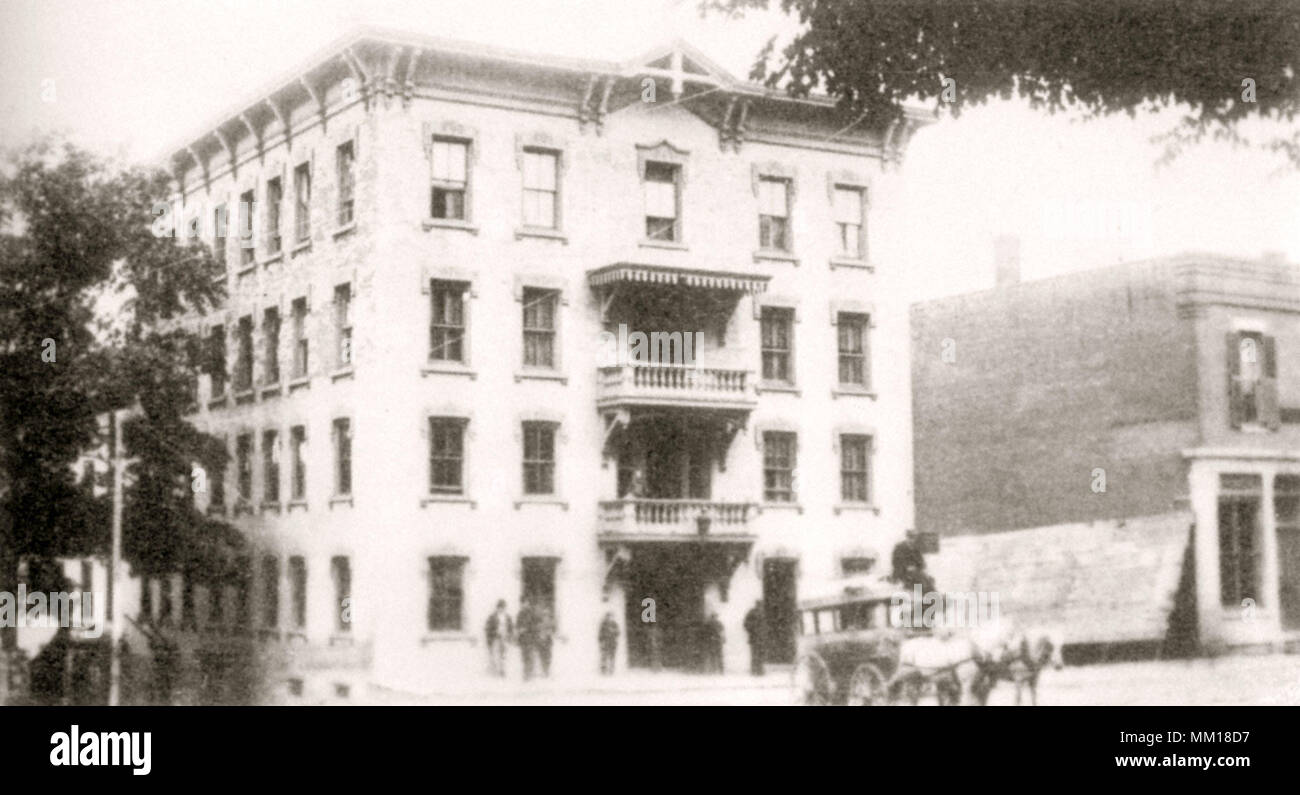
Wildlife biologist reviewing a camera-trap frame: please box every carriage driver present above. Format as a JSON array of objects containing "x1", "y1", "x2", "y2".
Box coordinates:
[{"x1": 890, "y1": 529, "x2": 935, "y2": 597}]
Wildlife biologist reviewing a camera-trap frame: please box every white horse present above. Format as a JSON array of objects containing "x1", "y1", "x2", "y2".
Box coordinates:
[
  {"x1": 969, "y1": 621, "x2": 1064, "y2": 705},
  {"x1": 891, "y1": 631, "x2": 978, "y2": 705}
]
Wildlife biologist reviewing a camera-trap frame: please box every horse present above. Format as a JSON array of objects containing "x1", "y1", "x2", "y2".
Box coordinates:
[
  {"x1": 969, "y1": 625, "x2": 1063, "y2": 706},
  {"x1": 890, "y1": 631, "x2": 977, "y2": 705}
]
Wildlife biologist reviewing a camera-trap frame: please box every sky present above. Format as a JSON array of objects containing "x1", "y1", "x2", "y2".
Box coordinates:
[{"x1": 2, "y1": 0, "x2": 1297, "y2": 303}]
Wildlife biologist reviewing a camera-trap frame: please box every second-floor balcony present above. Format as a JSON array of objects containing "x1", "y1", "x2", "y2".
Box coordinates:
[
  {"x1": 599, "y1": 498, "x2": 756, "y2": 538},
  {"x1": 597, "y1": 363, "x2": 757, "y2": 411}
]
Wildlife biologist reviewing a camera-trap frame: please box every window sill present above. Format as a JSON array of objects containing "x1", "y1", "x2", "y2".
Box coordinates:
[
  {"x1": 206, "y1": 505, "x2": 228, "y2": 518},
  {"x1": 330, "y1": 366, "x2": 355, "y2": 382},
  {"x1": 753, "y1": 250, "x2": 799, "y2": 266},
  {"x1": 421, "y1": 633, "x2": 476, "y2": 646},
  {"x1": 287, "y1": 499, "x2": 308, "y2": 512},
  {"x1": 332, "y1": 222, "x2": 357, "y2": 240},
  {"x1": 260, "y1": 383, "x2": 283, "y2": 399},
  {"x1": 638, "y1": 239, "x2": 688, "y2": 251},
  {"x1": 207, "y1": 394, "x2": 229, "y2": 410},
  {"x1": 515, "y1": 227, "x2": 567, "y2": 243},
  {"x1": 757, "y1": 382, "x2": 800, "y2": 396},
  {"x1": 421, "y1": 363, "x2": 476, "y2": 379},
  {"x1": 290, "y1": 239, "x2": 312, "y2": 256},
  {"x1": 233, "y1": 500, "x2": 256, "y2": 516},
  {"x1": 233, "y1": 388, "x2": 256, "y2": 405},
  {"x1": 236, "y1": 261, "x2": 257, "y2": 278},
  {"x1": 514, "y1": 497, "x2": 568, "y2": 510},
  {"x1": 288, "y1": 375, "x2": 311, "y2": 392},
  {"x1": 834, "y1": 503, "x2": 881, "y2": 516},
  {"x1": 328, "y1": 633, "x2": 355, "y2": 646},
  {"x1": 262, "y1": 250, "x2": 284, "y2": 267},
  {"x1": 830, "y1": 257, "x2": 874, "y2": 272},
  {"x1": 761, "y1": 502, "x2": 803, "y2": 514},
  {"x1": 832, "y1": 387, "x2": 876, "y2": 400},
  {"x1": 260, "y1": 501, "x2": 282, "y2": 515},
  {"x1": 514, "y1": 370, "x2": 567, "y2": 384},
  {"x1": 421, "y1": 494, "x2": 477, "y2": 508},
  {"x1": 422, "y1": 218, "x2": 478, "y2": 234},
  {"x1": 329, "y1": 496, "x2": 354, "y2": 509}
]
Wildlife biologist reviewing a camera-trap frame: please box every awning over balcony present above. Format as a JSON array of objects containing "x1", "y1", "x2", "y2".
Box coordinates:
[{"x1": 588, "y1": 263, "x2": 770, "y2": 295}]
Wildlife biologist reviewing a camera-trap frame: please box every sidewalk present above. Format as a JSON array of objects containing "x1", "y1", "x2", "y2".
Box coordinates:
[{"x1": 364, "y1": 667, "x2": 791, "y2": 705}]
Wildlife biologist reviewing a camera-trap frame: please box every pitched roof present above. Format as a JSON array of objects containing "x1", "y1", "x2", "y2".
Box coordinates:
[{"x1": 928, "y1": 512, "x2": 1192, "y2": 645}]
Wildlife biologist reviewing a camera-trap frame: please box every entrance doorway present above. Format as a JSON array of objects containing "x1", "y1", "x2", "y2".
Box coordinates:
[
  {"x1": 625, "y1": 545, "x2": 706, "y2": 669},
  {"x1": 762, "y1": 559, "x2": 798, "y2": 664},
  {"x1": 521, "y1": 557, "x2": 558, "y2": 615}
]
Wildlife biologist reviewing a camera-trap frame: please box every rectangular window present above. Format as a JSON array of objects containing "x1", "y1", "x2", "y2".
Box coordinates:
[
  {"x1": 336, "y1": 140, "x2": 355, "y2": 227},
  {"x1": 235, "y1": 315, "x2": 253, "y2": 392},
  {"x1": 643, "y1": 161, "x2": 679, "y2": 241},
  {"x1": 429, "y1": 281, "x2": 467, "y2": 363},
  {"x1": 1228, "y1": 331, "x2": 1279, "y2": 429},
  {"x1": 209, "y1": 442, "x2": 226, "y2": 510},
  {"x1": 235, "y1": 556, "x2": 251, "y2": 626},
  {"x1": 522, "y1": 149, "x2": 558, "y2": 228},
  {"x1": 331, "y1": 556, "x2": 351, "y2": 633},
  {"x1": 430, "y1": 139, "x2": 468, "y2": 220},
  {"x1": 334, "y1": 283, "x2": 352, "y2": 368},
  {"x1": 181, "y1": 573, "x2": 195, "y2": 630},
  {"x1": 239, "y1": 189, "x2": 255, "y2": 266},
  {"x1": 261, "y1": 555, "x2": 279, "y2": 629},
  {"x1": 522, "y1": 288, "x2": 558, "y2": 369},
  {"x1": 522, "y1": 421, "x2": 556, "y2": 496},
  {"x1": 758, "y1": 177, "x2": 791, "y2": 251},
  {"x1": 294, "y1": 162, "x2": 311, "y2": 243},
  {"x1": 290, "y1": 425, "x2": 306, "y2": 501},
  {"x1": 426, "y1": 557, "x2": 465, "y2": 632},
  {"x1": 207, "y1": 324, "x2": 227, "y2": 397},
  {"x1": 262, "y1": 429, "x2": 280, "y2": 504},
  {"x1": 840, "y1": 434, "x2": 872, "y2": 503},
  {"x1": 291, "y1": 297, "x2": 309, "y2": 378},
  {"x1": 837, "y1": 313, "x2": 869, "y2": 387},
  {"x1": 213, "y1": 204, "x2": 227, "y2": 269},
  {"x1": 429, "y1": 418, "x2": 465, "y2": 494},
  {"x1": 833, "y1": 186, "x2": 865, "y2": 259},
  {"x1": 763, "y1": 431, "x2": 797, "y2": 503},
  {"x1": 333, "y1": 418, "x2": 352, "y2": 496},
  {"x1": 1218, "y1": 474, "x2": 1262, "y2": 607},
  {"x1": 288, "y1": 556, "x2": 307, "y2": 630},
  {"x1": 263, "y1": 307, "x2": 280, "y2": 385},
  {"x1": 236, "y1": 433, "x2": 253, "y2": 502},
  {"x1": 760, "y1": 307, "x2": 794, "y2": 384},
  {"x1": 266, "y1": 177, "x2": 282, "y2": 254}
]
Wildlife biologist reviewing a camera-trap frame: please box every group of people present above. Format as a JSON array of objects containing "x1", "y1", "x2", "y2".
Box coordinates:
[{"x1": 484, "y1": 598, "x2": 557, "y2": 680}]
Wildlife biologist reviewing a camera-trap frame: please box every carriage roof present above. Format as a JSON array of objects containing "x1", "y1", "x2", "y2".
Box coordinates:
[{"x1": 797, "y1": 575, "x2": 901, "y2": 611}]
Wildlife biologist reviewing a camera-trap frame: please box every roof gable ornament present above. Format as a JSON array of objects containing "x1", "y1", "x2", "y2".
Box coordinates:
[
  {"x1": 718, "y1": 95, "x2": 751, "y2": 153},
  {"x1": 579, "y1": 75, "x2": 615, "y2": 135}
]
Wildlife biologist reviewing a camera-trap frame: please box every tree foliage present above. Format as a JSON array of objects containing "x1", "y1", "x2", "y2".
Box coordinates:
[
  {"x1": 0, "y1": 140, "x2": 241, "y2": 638},
  {"x1": 705, "y1": 0, "x2": 1300, "y2": 163}
]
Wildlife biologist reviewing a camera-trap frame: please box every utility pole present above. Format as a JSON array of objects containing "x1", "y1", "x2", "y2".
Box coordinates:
[{"x1": 109, "y1": 408, "x2": 124, "y2": 706}]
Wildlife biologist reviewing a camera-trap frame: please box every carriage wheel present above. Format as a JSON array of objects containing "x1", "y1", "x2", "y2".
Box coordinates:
[
  {"x1": 846, "y1": 663, "x2": 887, "y2": 706},
  {"x1": 792, "y1": 653, "x2": 832, "y2": 705}
]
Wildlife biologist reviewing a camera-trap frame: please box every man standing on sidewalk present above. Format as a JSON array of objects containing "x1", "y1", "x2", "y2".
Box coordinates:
[
  {"x1": 535, "y1": 601, "x2": 556, "y2": 678},
  {"x1": 598, "y1": 612, "x2": 619, "y2": 675},
  {"x1": 705, "y1": 612, "x2": 725, "y2": 674},
  {"x1": 743, "y1": 600, "x2": 766, "y2": 676},
  {"x1": 516, "y1": 599, "x2": 539, "y2": 681},
  {"x1": 484, "y1": 600, "x2": 513, "y2": 678}
]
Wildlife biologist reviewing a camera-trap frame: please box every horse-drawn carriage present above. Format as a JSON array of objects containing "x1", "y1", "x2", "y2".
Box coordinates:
[{"x1": 792, "y1": 576, "x2": 963, "y2": 705}]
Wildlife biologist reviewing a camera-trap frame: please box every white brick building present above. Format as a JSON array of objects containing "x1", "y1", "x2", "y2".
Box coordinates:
[{"x1": 147, "y1": 27, "x2": 926, "y2": 699}]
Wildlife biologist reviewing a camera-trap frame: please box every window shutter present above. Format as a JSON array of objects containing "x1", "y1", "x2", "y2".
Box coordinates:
[
  {"x1": 1261, "y1": 334, "x2": 1281, "y2": 430},
  {"x1": 1227, "y1": 331, "x2": 1244, "y2": 429}
]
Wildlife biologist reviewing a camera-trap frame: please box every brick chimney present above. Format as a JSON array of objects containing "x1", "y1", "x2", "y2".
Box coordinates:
[{"x1": 994, "y1": 235, "x2": 1020, "y2": 287}]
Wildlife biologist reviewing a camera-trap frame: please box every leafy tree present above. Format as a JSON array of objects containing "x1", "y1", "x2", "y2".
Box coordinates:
[
  {"x1": 0, "y1": 140, "x2": 241, "y2": 652},
  {"x1": 705, "y1": 0, "x2": 1300, "y2": 163}
]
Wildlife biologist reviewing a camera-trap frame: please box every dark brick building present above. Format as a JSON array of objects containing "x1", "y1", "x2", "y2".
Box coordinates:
[{"x1": 912, "y1": 253, "x2": 1300, "y2": 651}]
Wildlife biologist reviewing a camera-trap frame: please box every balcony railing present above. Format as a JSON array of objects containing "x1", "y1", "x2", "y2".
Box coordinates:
[
  {"x1": 596, "y1": 364, "x2": 756, "y2": 409},
  {"x1": 599, "y1": 498, "x2": 756, "y2": 537}
]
